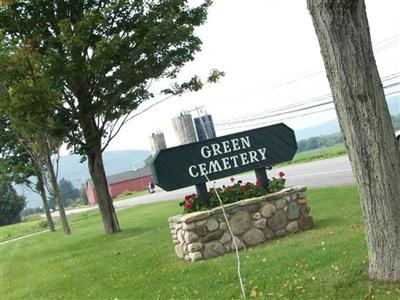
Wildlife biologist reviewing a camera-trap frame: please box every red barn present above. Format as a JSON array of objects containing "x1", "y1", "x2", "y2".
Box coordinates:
[{"x1": 85, "y1": 166, "x2": 153, "y2": 204}]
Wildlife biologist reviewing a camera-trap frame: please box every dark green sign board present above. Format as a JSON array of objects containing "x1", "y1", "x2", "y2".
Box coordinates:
[{"x1": 151, "y1": 123, "x2": 297, "y2": 191}]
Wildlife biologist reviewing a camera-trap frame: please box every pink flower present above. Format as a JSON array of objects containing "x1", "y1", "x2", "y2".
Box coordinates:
[
  {"x1": 184, "y1": 195, "x2": 191, "y2": 201},
  {"x1": 185, "y1": 203, "x2": 193, "y2": 209},
  {"x1": 256, "y1": 179, "x2": 262, "y2": 186},
  {"x1": 279, "y1": 171, "x2": 285, "y2": 178}
]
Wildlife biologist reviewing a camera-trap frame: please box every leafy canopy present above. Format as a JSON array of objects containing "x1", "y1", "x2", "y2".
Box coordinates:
[
  {"x1": 0, "y1": 182, "x2": 26, "y2": 226},
  {"x1": 0, "y1": 0, "x2": 215, "y2": 155}
]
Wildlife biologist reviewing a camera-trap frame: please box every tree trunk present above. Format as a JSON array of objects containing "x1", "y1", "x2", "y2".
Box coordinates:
[
  {"x1": 37, "y1": 174, "x2": 56, "y2": 232},
  {"x1": 307, "y1": 0, "x2": 400, "y2": 282},
  {"x1": 45, "y1": 152, "x2": 71, "y2": 235},
  {"x1": 87, "y1": 147, "x2": 120, "y2": 234}
]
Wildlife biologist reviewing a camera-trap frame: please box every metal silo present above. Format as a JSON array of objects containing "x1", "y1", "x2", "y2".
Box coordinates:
[
  {"x1": 149, "y1": 132, "x2": 167, "y2": 155},
  {"x1": 194, "y1": 114, "x2": 217, "y2": 141},
  {"x1": 172, "y1": 112, "x2": 197, "y2": 145}
]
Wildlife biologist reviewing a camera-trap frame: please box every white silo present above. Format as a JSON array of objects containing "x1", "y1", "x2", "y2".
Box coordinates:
[
  {"x1": 149, "y1": 132, "x2": 167, "y2": 155},
  {"x1": 172, "y1": 112, "x2": 197, "y2": 145}
]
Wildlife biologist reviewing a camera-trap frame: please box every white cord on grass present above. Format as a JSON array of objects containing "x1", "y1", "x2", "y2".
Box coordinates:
[{"x1": 204, "y1": 174, "x2": 247, "y2": 300}]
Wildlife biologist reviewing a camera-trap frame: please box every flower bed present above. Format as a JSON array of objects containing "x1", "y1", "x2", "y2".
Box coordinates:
[
  {"x1": 169, "y1": 186, "x2": 313, "y2": 262},
  {"x1": 180, "y1": 173, "x2": 286, "y2": 213}
]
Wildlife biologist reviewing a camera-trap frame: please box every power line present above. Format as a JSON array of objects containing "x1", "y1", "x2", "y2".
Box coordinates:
[
  {"x1": 216, "y1": 78, "x2": 400, "y2": 127},
  {"x1": 217, "y1": 88, "x2": 400, "y2": 132},
  {"x1": 216, "y1": 85, "x2": 400, "y2": 131},
  {"x1": 217, "y1": 107, "x2": 336, "y2": 131},
  {"x1": 216, "y1": 73, "x2": 399, "y2": 124}
]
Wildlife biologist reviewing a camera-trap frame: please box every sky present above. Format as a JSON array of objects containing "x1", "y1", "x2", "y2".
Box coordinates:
[{"x1": 69, "y1": 0, "x2": 400, "y2": 154}]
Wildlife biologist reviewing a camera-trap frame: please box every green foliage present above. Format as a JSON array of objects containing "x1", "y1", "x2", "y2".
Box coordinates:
[
  {"x1": 58, "y1": 178, "x2": 80, "y2": 204},
  {"x1": 0, "y1": 182, "x2": 26, "y2": 226},
  {"x1": 47, "y1": 196, "x2": 56, "y2": 210},
  {"x1": 297, "y1": 132, "x2": 343, "y2": 152},
  {"x1": 180, "y1": 177, "x2": 286, "y2": 213},
  {"x1": 296, "y1": 113, "x2": 399, "y2": 153},
  {"x1": 0, "y1": 1, "x2": 220, "y2": 232},
  {"x1": 0, "y1": 0, "x2": 217, "y2": 155},
  {"x1": 0, "y1": 114, "x2": 36, "y2": 186},
  {"x1": 37, "y1": 219, "x2": 48, "y2": 229}
]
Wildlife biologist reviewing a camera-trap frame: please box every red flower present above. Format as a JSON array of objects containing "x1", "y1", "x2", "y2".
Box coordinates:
[
  {"x1": 256, "y1": 179, "x2": 262, "y2": 186},
  {"x1": 184, "y1": 195, "x2": 191, "y2": 201},
  {"x1": 185, "y1": 203, "x2": 193, "y2": 209},
  {"x1": 240, "y1": 185, "x2": 247, "y2": 190},
  {"x1": 279, "y1": 171, "x2": 285, "y2": 178}
]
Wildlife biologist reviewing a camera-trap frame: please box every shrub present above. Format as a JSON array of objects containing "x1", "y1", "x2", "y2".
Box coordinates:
[
  {"x1": 37, "y1": 219, "x2": 48, "y2": 229},
  {"x1": 179, "y1": 172, "x2": 286, "y2": 213}
]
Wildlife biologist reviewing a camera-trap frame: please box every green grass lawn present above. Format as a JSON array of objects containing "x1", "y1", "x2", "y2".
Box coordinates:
[
  {"x1": 279, "y1": 144, "x2": 347, "y2": 167},
  {"x1": 1, "y1": 186, "x2": 399, "y2": 299},
  {"x1": 0, "y1": 211, "x2": 98, "y2": 243},
  {"x1": 114, "y1": 189, "x2": 150, "y2": 201}
]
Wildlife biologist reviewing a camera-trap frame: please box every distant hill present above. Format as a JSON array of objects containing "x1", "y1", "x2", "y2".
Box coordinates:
[
  {"x1": 295, "y1": 119, "x2": 340, "y2": 141},
  {"x1": 19, "y1": 149, "x2": 150, "y2": 208},
  {"x1": 295, "y1": 95, "x2": 399, "y2": 140}
]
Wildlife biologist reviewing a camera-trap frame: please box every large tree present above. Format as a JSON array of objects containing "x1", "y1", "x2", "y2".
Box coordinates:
[
  {"x1": 58, "y1": 178, "x2": 80, "y2": 206},
  {"x1": 0, "y1": 0, "x2": 218, "y2": 234},
  {"x1": 0, "y1": 182, "x2": 26, "y2": 226},
  {"x1": 0, "y1": 40, "x2": 71, "y2": 234},
  {"x1": 307, "y1": 0, "x2": 400, "y2": 281},
  {"x1": 0, "y1": 114, "x2": 56, "y2": 232}
]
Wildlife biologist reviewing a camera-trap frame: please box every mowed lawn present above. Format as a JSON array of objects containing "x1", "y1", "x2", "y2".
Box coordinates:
[
  {"x1": 279, "y1": 144, "x2": 347, "y2": 167},
  {"x1": 1, "y1": 186, "x2": 399, "y2": 299}
]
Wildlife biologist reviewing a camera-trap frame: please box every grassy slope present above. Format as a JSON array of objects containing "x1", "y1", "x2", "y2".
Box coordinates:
[
  {"x1": 280, "y1": 144, "x2": 347, "y2": 166},
  {"x1": 0, "y1": 211, "x2": 97, "y2": 243},
  {"x1": 1, "y1": 186, "x2": 399, "y2": 299}
]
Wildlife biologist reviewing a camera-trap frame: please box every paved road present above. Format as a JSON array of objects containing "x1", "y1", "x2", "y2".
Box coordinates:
[{"x1": 61, "y1": 155, "x2": 355, "y2": 215}]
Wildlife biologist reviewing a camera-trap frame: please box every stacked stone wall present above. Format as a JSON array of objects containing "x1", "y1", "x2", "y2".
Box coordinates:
[{"x1": 169, "y1": 186, "x2": 313, "y2": 262}]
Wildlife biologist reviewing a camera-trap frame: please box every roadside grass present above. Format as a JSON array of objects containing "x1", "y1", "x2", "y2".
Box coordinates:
[
  {"x1": 1, "y1": 186, "x2": 399, "y2": 299},
  {"x1": 0, "y1": 189, "x2": 150, "y2": 243},
  {"x1": 114, "y1": 189, "x2": 149, "y2": 201},
  {"x1": 279, "y1": 144, "x2": 347, "y2": 167},
  {"x1": 0, "y1": 210, "x2": 99, "y2": 243}
]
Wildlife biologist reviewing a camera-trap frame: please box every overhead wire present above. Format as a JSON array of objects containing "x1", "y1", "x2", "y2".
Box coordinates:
[
  {"x1": 216, "y1": 79, "x2": 400, "y2": 128},
  {"x1": 216, "y1": 73, "x2": 400, "y2": 125},
  {"x1": 217, "y1": 86, "x2": 400, "y2": 131}
]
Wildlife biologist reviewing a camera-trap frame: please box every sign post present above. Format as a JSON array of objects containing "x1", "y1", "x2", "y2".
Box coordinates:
[
  {"x1": 255, "y1": 167, "x2": 269, "y2": 188},
  {"x1": 195, "y1": 183, "x2": 209, "y2": 204},
  {"x1": 151, "y1": 123, "x2": 297, "y2": 204}
]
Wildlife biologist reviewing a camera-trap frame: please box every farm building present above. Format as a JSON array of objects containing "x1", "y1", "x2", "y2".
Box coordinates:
[{"x1": 85, "y1": 166, "x2": 153, "y2": 204}]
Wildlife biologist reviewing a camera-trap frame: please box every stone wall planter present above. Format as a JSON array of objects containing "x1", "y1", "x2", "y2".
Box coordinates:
[{"x1": 168, "y1": 186, "x2": 313, "y2": 262}]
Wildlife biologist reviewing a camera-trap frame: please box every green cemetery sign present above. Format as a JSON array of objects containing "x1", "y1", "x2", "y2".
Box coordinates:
[{"x1": 151, "y1": 123, "x2": 297, "y2": 192}]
